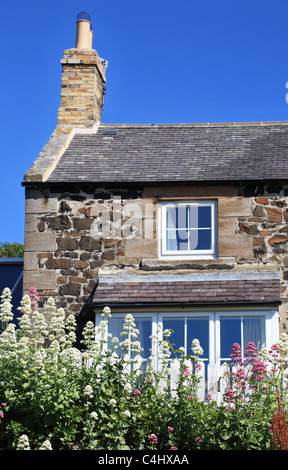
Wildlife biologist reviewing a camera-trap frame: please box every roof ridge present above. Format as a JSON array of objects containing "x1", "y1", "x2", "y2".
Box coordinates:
[{"x1": 99, "y1": 121, "x2": 288, "y2": 128}]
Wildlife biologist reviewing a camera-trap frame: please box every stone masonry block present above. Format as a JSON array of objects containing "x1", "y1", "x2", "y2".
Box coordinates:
[
  {"x1": 23, "y1": 252, "x2": 38, "y2": 271},
  {"x1": 25, "y1": 232, "x2": 57, "y2": 252},
  {"x1": 23, "y1": 271, "x2": 57, "y2": 292},
  {"x1": 218, "y1": 197, "x2": 252, "y2": 218},
  {"x1": 218, "y1": 236, "x2": 252, "y2": 258},
  {"x1": 25, "y1": 213, "x2": 38, "y2": 233},
  {"x1": 218, "y1": 217, "x2": 238, "y2": 237},
  {"x1": 124, "y1": 239, "x2": 158, "y2": 259},
  {"x1": 25, "y1": 189, "x2": 58, "y2": 214}
]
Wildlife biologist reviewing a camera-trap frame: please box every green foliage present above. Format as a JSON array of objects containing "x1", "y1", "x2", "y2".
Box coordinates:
[
  {"x1": 0, "y1": 286, "x2": 287, "y2": 450},
  {"x1": 0, "y1": 241, "x2": 24, "y2": 258}
]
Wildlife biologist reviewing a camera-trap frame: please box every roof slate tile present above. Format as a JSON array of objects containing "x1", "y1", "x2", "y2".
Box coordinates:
[
  {"x1": 47, "y1": 122, "x2": 288, "y2": 183},
  {"x1": 92, "y1": 278, "x2": 280, "y2": 305}
]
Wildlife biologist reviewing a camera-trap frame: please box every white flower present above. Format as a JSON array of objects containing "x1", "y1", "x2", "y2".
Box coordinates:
[
  {"x1": 131, "y1": 340, "x2": 143, "y2": 353},
  {"x1": 17, "y1": 434, "x2": 30, "y2": 450},
  {"x1": 61, "y1": 347, "x2": 82, "y2": 368},
  {"x1": 278, "y1": 333, "x2": 288, "y2": 359},
  {"x1": 48, "y1": 339, "x2": 60, "y2": 355},
  {"x1": 120, "y1": 338, "x2": 132, "y2": 348},
  {"x1": 18, "y1": 313, "x2": 31, "y2": 332},
  {"x1": 259, "y1": 346, "x2": 270, "y2": 361},
  {"x1": 89, "y1": 411, "x2": 98, "y2": 420},
  {"x1": 191, "y1": 339, "x2": 204, "y2": 357},
  {"x1": 1, "y1": 287, "x2": 12, "y2": 301},
  {"x1": 124, "y1": 382, "x2": 132, "y2": 394},
  {"x1": 157, "y1": 340, "x2": 171, "y2": 360},
  {"x1": 17, "y1": 294, "x2": 32, "y2": 316},
  {"x1": 0, "y1": 299, "x2": 13, "y2": 324},
  {"x1": 123, "y1": 410, "x2": 131, "y2": 419},
  {"x1": 84, "y1": 385, "x2": 93, "y2": 398},
  {"x1": 109, "y1": 398, "x2": 117, "y2": 407},
  {"x1": 102, "y1": 306, "x2": 112, "y2": 318},
  {"x1": 39, "y1": 440, "x2": 53, "y2": 450},
  {"x1": 163, "y1": 329, "x2": 172, "y2": 337}
]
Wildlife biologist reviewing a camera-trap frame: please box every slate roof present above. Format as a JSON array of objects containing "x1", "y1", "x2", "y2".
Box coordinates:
[
  {"x1": 92, "y1": 277, "x2": 281, "y2": 306},
  {"x1": 47, "y1": 121, "x2": 288, "y2": 183}
]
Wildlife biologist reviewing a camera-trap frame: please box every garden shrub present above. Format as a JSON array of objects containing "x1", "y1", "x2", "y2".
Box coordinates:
[{"x1": 0, "y1": 286, "x2": 288, "y2": 450}]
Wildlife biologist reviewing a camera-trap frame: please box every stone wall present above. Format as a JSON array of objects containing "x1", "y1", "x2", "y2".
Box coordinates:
[{"x1": 23, "y1": 183, "x2": 288, "y2": 331}]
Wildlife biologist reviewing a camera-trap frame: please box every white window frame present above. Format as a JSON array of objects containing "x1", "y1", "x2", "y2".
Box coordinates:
[
  {"x1": 159, "y1": 200, "x2": 217, "y2": 259},
  {"x1": 95, "y1": 307, "x2": 279, "y2": 367}
]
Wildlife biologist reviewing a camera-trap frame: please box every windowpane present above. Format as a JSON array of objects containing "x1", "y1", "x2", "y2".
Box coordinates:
[
  {"x1": 134, "y1": 318, "x2": 152, "y2": 359},
  {"x1": 243, "y1": 316, "x2": 264, "y2": 350},
  {"x1": 166, "y1": 205, "x2": 188, "y2": 229},
  {"x1": 220, "y1": 316, "x2": 266, "y2": 361},
  {"x1": 190, "y1": 228, "x2": 211, "y2": 250},
  {"x1": 187, "y1": 317, "x2": 209, "y2": 359},
  {"x1": 108, "y1": 316, "x2": 152, "y2": 359},
  {"x1": 177, "y1": 206, "x2": 188, "y2": 229},
  {"x1": 189, "y1": 206, "x2": 199, "y2": 229},
  {"x1": 166, "y1": 229, "x2": 189, "y2": 251},
  {"x1": 163, "y1": 317, "x2": 185, "y2": 356},
  {"x1": 220, "y1": 317, "x2": 241, "y2": 359},
  {"x1": 197, "y1": 206, "x2": 212, "y2": 229},
  {"x1": 166, "y1": 206, "x2": 177, "y2": 229},
  {"x1": 108, "y1": 317, "x2": 124, "y2": 345}
]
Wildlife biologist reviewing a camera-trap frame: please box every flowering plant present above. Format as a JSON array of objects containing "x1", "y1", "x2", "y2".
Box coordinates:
[{"x1": 0, "y1": 287, "x2": 287, "y2": 450}]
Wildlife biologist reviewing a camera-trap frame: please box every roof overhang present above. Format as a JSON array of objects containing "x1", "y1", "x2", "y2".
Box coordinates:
[{"x1": 91, "y1": 269, "x2": 281, "y2": 309}]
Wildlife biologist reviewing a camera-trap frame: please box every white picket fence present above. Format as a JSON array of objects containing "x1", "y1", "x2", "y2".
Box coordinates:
[
  {"x1": 127, "y1": 354, "x2": 226, "y2": 402},
  {"x1": 127, "y1": 354, "x2": 287, "y2": 404}
]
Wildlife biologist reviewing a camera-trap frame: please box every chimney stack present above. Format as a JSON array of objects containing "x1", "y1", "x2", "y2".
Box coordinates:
[{"x1": 57, "y1": 12, "x2": 107, "y2": 128}]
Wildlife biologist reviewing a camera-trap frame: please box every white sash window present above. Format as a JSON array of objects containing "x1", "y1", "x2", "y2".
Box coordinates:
[{"x1": 160, "y1": 201, "x2": 217, "y2": 259}]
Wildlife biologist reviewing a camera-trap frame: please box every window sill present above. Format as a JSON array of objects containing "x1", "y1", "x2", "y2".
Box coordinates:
[{"x1": 141, "y1": 257, "x2": 235, "y2": 271}]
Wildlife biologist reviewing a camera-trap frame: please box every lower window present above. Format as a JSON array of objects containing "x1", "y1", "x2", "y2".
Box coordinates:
[{"x1": 95, "y1": 308, "x2": 278, "y2": 365}]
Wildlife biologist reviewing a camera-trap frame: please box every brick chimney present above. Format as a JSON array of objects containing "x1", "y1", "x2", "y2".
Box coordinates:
[{"x1": 57, "y1": 12, "x2": 107, "y2": 128}]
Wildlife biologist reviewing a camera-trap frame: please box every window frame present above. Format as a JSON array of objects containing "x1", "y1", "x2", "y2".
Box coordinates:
[{"x1": 159, "y1": 200, "x2": 217, "y2": 259}]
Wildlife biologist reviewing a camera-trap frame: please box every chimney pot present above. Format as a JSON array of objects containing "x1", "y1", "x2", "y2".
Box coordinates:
[{"x1": 75, "y1": 12, "x2": 93, "y2": 49}]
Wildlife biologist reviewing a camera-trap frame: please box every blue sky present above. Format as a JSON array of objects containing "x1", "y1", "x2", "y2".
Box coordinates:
[{"x1": 1, "y1": 0, "x2": 288, "y2": 245}]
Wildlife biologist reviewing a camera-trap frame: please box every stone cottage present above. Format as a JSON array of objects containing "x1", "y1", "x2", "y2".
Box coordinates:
[{"x1": 23, "y1": 13, "x2": 288, "y2": 367}]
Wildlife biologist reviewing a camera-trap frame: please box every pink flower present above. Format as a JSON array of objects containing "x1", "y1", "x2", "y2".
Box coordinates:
[
  {"x1": 230, "y1": 343, "x2": 242, "y2": 363},
  {"x1": 251, "y1": 358, "x2": 267, "y2": 380},
  {"x1": 196, "y1": 437, "x2": 202, "y2": 442},
  {"x1": 188, "y1": 395, "x2": 194, "y2": 400},
  {"x1": 149, "y1": 434, "x2": 158, "y2": 444},
  {"x1": 245, "y1": 341, "x2": 256, "y2": 355},
  {"x1": 170, "y1": 446, "x2": 177, "y2": 450},
  {"x1": 133, "y1": 389, "x2": 141, "y2": 397},
  {"x1": 224, "y1": 389, "x2": 235, "y2": 402},
  {"x1": 168, "y1": 426, "x2": 174, "y2": 432},
  {"x1": 181, "y1": 367, "x2": 190, "y2": 377},
  {"x1": 0, "y1": 411, "x2": 4, "y2": 419},
  {"x1": 146, "y1": 379, "x2": 151, "y2": 383},
  {"x1": 1, "y1": 403, "x2": 6, "y2": 407},
  {"x1": 206, "y1": 393, "x2": 212, "y2": 401}
]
